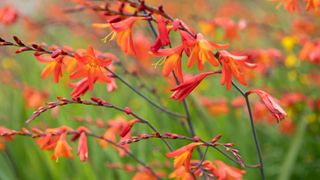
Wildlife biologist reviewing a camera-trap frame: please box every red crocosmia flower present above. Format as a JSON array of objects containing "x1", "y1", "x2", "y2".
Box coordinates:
[
  {"x1": 37, "y1": 126, "x2": 72, "y2": 151},
  {"x1": 71, "y1": 127, "x2": 90, "y2": 162},
  {"x1": 120, "y1": 119, "x2": 140, "y2": 137},
  {"x1": 51, "y1": 132, "x2": 74, "y2": 160},
  {"x1": 70, "y1": 78, "x2": 92, "y2": 98},
  {"x1": 151, "y1": 45, "x2": 184, "y2": 82},
  {"x1": 247, "y1": 89, "x2": 287, "y2": 122},
  {"x1": 213, "y1": 160, "x2": 245, "y2": 180},
  {"x1": 36, "y1": 133, "x2": 59, "y2": 150},
  {"x1": 187, "y1": 33, "x2": 228, "y2": 70},
  {"x1": 218, "y1": 50, "x2": 256, "y2": 90},
  {"x1": 71, "y1": 46, "x2": 112, "y2": 90},
  {"x1": 99, "y1": 118, "x2": 130, "y2": 157},
  {"x1": 168, "y1": 166, "x2": 194, "y2": 180},
  {"x1": 0, "y1": 5, "x2": 19, "y2": 25},
  {"x1": 36, "y1": 55, "x2": 65, "y2": 83},
  {"x1": 166, "y1": 142, "x2": 203, "y2": 170},
  {"x1": 77, "y1": 132, "x2": 88, "y2": 161},
  {"x1": 93, "y1": 17, "x2": 147, "y2": 54},
  {"x1": 171, "y1": 71, "x2": 220, "y2": 102},
  {"x1": 150, "y1": 15, "x2": 171, "y2": 52}
]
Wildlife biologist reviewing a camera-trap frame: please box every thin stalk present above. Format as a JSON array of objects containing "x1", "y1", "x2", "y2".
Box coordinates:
[
  {"x1": 245, "y1": 94, "x2": 265, "y2": 179},
  {"x1": 105, "y1": 67, "x2": 185, "y2": 119},
  {"x1": 231, "y1": 82, "x2": 265, "y2": 179}
]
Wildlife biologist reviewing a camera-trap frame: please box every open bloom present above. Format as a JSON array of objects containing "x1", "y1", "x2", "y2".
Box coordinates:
[
  {"x1": 218, "y1": 50, "x2": 256, "y2": 90},
  {"x1": 51, "y1": 132, "x2": 74, "y2": 160},
  {"x1": 71, "y1": 46, "x2": 113, "y2": 90},
  {"x1": 36, "y1": 55, "x2": 64, "y2": 83},
  {"x1": 151, "y1": 45, "x2": 184, "y2": 82},
  {"x1": 247, "y1": 89, "x2": 287, "y2": 122},
  {"x1": 187, "y1": 33, "x2": 228, "y2": 70},
  {"x1": 93, "y1": 17, "x2": 146, "y2": 54},
  {"x1": 171, "y1": 71, "x2": 220, "y2": 102},
  {"x1": 166, "y1": 142, "x2": 203, "y2": 170},
  {"x1": 213, "y1": 160, "x2": 245, "y2": 180}
]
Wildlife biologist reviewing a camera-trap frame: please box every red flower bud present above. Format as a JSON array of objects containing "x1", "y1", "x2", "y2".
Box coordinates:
[{"x1": 123, "y1": 107, "x2": 132, "y2": 115}]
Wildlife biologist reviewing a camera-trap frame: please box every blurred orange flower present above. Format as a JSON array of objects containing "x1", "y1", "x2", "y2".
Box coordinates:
[
  {"x1": 213, "y1": 160, "x2": 245, "y2": 180},
  {"x1": 51, "y1": 132, "x2": 74, "y2": 160},
  {"x1": 93, "y1": 17, "x2": 147, "y2": 54},
  {"x1": 23, "y1": 87, "x2": 48, "y2": 108},
  {"x1": 0, "y1": 5, "x2": 19, "y2": 25},
  {"x1": 166, "y1": 142, "x2": 203, "y2": 170}
]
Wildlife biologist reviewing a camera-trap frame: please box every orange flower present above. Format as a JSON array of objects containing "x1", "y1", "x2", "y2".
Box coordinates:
[
  {"x1": 305, "y1": 0, "x2": 320, "y2": 11},
  {"x1": 93, "y1": 17, "x2": 147, "y2": 54},
  {"x1": 171, "y1": 71, "x2": 220, "y2": 102},
  {"x1": 187, "y1": 33, "x2": 228, "y2": 70},
  {"x1": 247, "y1": 89, "x2": 287, "y2": 122},
  {"x1": 213, "y1": 160, "x2": 245, "y2": 180},
  {"x1": 36, "y1": 55, "x2": 64, "y2": 83},
  {"x1": 77, "y1": 132, "x2": 88, "y2": 161},
  {"x1": 168, "y1": 166, "x2": 194, "y2": 180},
  {"x1": 132, "y1": 170, "x2": 157, "y2": 180},
  {"x1": 51, "y1": 132, "x2": 74, "y2": 160},
  {"x1": 23, "y1": 86, "x2": 48, "y2": 108},
  {"x1": 218, "y1": 50, "x2": 256, "y2": 90},
  {"x1": 280, "y1": 119, "x2": 295, "y2": 135},
  {"x1": 166, "y1": 142, "x2": 203, "y2": 170},
  {"x1": 200, "y1": 97, "x2": 229, "y2": 116},
  {"x1": 150, "y1": 15, "x2": 171, "y2": 52},
  {"x1": 71, "y1": 46, "x2": 113, "y2": 90},
  {"x1": 36, "y1": 133, "x2": 59, "y2": 150},
  {"x1": 130, "y1": 32, "x2": 153, "y2": 70},
  {"x1": 0, "y1": 5, "x2": 19, "y2": 25},
  {"x1": 99, "y1": 118, "x2": 130, "y2": 157},
  {"x1": 151, "y1": 45, "x2": 184, "y2": 82},
  {"x1": 120, "y1": 119, "x2": 140, "y2": 137},
  {"x1": 70, "y1": 78, "x2": 91, "y2": 98}
]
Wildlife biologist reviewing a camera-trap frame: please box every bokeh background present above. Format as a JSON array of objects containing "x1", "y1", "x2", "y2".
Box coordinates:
[{"x1": 0, "y1": 0, "x2": 319, "y2": 179}]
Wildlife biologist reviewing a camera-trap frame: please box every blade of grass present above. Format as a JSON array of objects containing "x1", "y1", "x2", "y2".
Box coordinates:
[{"x1": 278, "y1": 113, "x2": 308, "y2": 180}]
